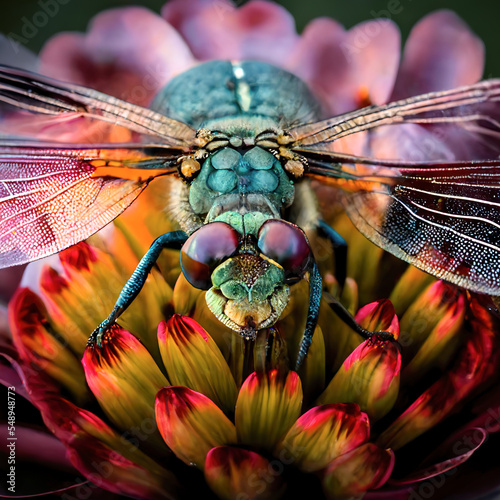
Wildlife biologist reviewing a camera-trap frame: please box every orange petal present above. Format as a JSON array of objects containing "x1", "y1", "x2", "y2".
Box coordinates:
[
  {"x1": 155, "y1": 386, "x2": 236, "y2": 469},
  {"x1": 205, "y1": 446, "x2": 286, "y2": 500},
  {"x1": 82, "y1": 325, "x2": 169, "y2": 451},
  {"x1": 317, "y1": 336, "x2": 401, "y2": 420},
  {"x1": 276, "y1": 403, "x2": 369, "y2": 473},
  {"x1": 235, "y1": 370, "x2": 302, "y2": 450},
  {"x1": 40, "y1": 244, "x2": 125, "y2": 352},
  {"x1": 42, "y1": 241, "x2": 171, "y2": 361},
  {"x1": 158, "y1": 315, "x2": 237, "y2": 413},
  {"x1": 322, "y1": 443, "x2": 394, "y2": 499},
  {"x1": 8, "y1": 288, "x2": 88, "y2": 403}
]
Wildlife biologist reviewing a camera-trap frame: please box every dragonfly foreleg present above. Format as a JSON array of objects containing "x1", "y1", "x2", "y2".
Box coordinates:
[
  {"x1": 316, "y1": 220, "x2": 347, "y2": 289},
  {"x1": 88, "y1": 230, "x2": 188, "y2": 347},
  {"x1": 295, "y1": 259, "x2": 322, "y2": 369},
  {"x1": 323, "y1": 291, "x2": 395, "y2": 343}
]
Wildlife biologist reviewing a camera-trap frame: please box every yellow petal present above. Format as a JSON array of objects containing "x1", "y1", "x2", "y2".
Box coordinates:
[
  {"x1": 276, "y1": 403, "x2": 370, "y2": 473},
  {"x1": 156, "y1": 387, "x2": 236, "y2": 469},
  {"x1": 205, "y1": 447, "x2": 286, "y2": 500},
  {"x1": 235, "y1": 370, "x2": 302, "y2": 450},
  {"x1": 158, "y1": 315, "x2": 238, "y2": 414},
  {"x1": 83, "y1": 325, "x2": 169, "y2": 453},
  {"x1": 322, "y1": 443, "x2": 394, "y2": 499},
  {"x1": 317, "y1": 337, "x2": 401, "y2": 421}
]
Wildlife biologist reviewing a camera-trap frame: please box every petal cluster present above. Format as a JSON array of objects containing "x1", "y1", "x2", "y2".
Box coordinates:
[{"x1": 2, "y1": 1, "x2": 499, "y2": 499}]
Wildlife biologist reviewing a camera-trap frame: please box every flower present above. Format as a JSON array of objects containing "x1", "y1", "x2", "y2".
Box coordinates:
[{"x1": 2, "y1": 1, "x2": 500, "y2": 499}]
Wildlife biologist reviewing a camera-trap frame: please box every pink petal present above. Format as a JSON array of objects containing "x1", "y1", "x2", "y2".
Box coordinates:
[
  {"x1": 158, "y1": 315, "x2": 238, "y2": 414},
  {"x1": 369, "y1": 123, "x2": 457, "y2": 162},
  {"x1": 82, "y1": 325, "x2": 169, "y2": 448},
  {"x1": 318, "y1": 336, "x2": 401, "y2": 421},
  {"x1": 287, "y1": 17, "x2": 400, "y2": 115},
  {"x1": 37, "y1": 396, "x2": 181, "y2": 499},
  {"x1": 40, "y1": 7, "x2": 195, "y2": 105},
  {"x1": 235, "y1": 370, "x2": 302, "y2": 450},
  {"x1": 391, "y1": 10, "x2": 484, "y2": 100},
  {"x1": 285, "y1": 18, "x2": 347, "y2": 114},
  {"x1": 276, "y1": 403, "x2": 370, "y2": 473},
  {"x1": 341, "y1": 19, "x2": 401, "y2": 105},
  {"x1": 391, "y1": 427, "x2": 486, "y2": 485},
  {"x1": 162, "y1": 0, "x2": 298, "y2": 65},
  {"x1": 155, "y1": 386, "x2": 236, "y2": 469}
]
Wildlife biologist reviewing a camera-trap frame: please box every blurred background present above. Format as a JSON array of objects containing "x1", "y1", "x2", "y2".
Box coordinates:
[{"x1": 0, "y1": 0, "x2": 498, "y2": 77}]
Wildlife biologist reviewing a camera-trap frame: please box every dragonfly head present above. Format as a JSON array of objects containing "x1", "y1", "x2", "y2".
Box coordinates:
[{"x1": 180, "y1": 220, "x2": 311, "y2": 338}]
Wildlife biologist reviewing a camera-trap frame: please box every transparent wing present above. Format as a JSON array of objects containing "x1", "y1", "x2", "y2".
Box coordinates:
[
  {"x1": 291, "y1": 79, "x2": 500, "y2": 160},
  {"x1": 0, "y1": 143, "x2": 178, "y2": 267},
  {"x1": 0, "y1": 65, "x2": 196, "y2": 146},
  {"x1": 290, "y1": 80, "x2": 500, "y2": 295}
]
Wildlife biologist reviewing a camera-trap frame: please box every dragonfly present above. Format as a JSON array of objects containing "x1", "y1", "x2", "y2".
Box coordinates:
[{"x1": 1, "y1": 60, "x2": 500, "y2": 368}]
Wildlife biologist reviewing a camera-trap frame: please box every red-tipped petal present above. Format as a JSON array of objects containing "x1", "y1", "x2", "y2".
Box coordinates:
[
  {"x1": 323, "y1": 443, "x2": 395, "y2": 499},
  {"x1": 83, "y1": 325, "x2": 169, "y2": 451},
  {"x1": 39, "y1": 396, "x2": 181, "y2": 500},
  {"x1": 158, "y1": 315, "x2": 237, "y2": 413},
  {"x1": 378, "y1": 297, "x2": 497, "y2": 450},
  {"x1": 155, "y1": 386, "x2": 236, "y2": 469},
  {"x1": 58, "y1": 241, "x2": 98, "y2": 272},
  {"x1": 318, "y1": 337, "x2": 401, "y2": 420},
  {"x1": 205, "y1": 446, "x2": 286, "y2": 500},
  {"x1": 355, "y1": 299, "x2": 399, "y2": 338},
  {"x1": 403, "y1": 290, "x2": 466, "y2": 383},
  {"x1": 235, "y1": 370, "x2": 302, "y2": 450},
  {"x1": 8, "y1": 287, "x2": 88, "y2": 402},
  {"x1": 276, "y1": 403, "x2": 370, "y2": 473},
  {"x1": 399, "y1": 282, "x2": 466, "y2": 374}
]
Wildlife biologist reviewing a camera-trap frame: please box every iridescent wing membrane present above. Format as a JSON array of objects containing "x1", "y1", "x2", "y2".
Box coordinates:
[
  {"x1": 1, "y1": 65, "x2": 500, "y2": 297},
  {"x1": 0, "y1": 66, "x2": 196, "y2": 266},
  {"x1": 289, "y1": 81, "x2": 500, "y2": 294}
]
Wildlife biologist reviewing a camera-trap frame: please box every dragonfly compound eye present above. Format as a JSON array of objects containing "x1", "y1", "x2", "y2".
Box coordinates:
[
  {"x1": 180, "y1": 222, "x2": 240, "y2": 289},
  {"x1": 257, "y1": 219, "x2": 311, "y2": 279}
]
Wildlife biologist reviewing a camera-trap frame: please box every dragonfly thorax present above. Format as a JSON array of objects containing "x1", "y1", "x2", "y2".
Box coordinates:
[{"x1": 151, "y1": 60, "x2": 321, "y2": 128}]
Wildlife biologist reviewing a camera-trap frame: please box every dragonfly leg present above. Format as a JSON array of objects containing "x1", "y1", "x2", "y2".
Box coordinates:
[
  {"x1": 89, "y1": 230, "x2": 187, "y2": 347},
  {"x1": 323, "y1": 291, "x2": 395, "y2": 343},
  {"x1": 295, "y1": 259, "x2": 322, "y2": 369},
  {"x1": 316, "y1": 220, "x2": 347, "y2": 289}
]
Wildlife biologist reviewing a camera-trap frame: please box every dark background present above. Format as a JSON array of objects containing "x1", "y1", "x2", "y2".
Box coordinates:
[{"x1": 0, "y1": 0, "x2": 498, "y2": 77}]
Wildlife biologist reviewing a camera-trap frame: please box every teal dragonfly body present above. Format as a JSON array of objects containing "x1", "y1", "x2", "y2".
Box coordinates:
[{"x1": 1, "y1": 59, "x2": 500, "y2": 367}]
